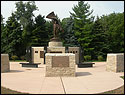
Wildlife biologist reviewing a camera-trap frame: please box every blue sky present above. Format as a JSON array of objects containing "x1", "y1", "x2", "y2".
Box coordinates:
[{"x1": 1, "y1": 1, "x2": 124, "y2": 22}]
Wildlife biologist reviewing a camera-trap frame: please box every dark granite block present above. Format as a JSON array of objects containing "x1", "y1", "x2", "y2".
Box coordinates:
[
  {"x1": 19, "y1": 63, "x2": 41, "y2": 68},
  {"x1": 78, "y1": 62, "x2": 95, "y2": 68}
]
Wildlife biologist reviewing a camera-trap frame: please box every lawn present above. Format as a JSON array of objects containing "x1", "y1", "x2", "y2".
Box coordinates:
[
  {"x1": 10, "y1": 60, "x2": 26, "y2": 62},
  {"x1": 84, "y1": 60, "x2": 106, "y2": 62},
  {"x1": 99, "y1": 76, "x2": 124, "y2": 94},
  {"x1": 1, "y1": 86, "x2": 29, "y2": 94},
  {"x1": 99, "y1": 85, "x2": 124, "y2": 94}
]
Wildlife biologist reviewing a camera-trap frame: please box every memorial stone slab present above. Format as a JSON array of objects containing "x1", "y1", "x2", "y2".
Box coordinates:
[{"x1": 45, "y1": 53, "x2": 75, "y2": 77}]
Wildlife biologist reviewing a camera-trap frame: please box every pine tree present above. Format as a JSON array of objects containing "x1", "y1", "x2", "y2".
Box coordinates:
[
  {"x1": 107, "y1": 13, "x2": 124, "y2": 53},
  {"x1": 45, "y1": 20, "x2": 53, "y2": 40},
  {"x1": 31, "y1": 14, "x2": 49, "y2": 46},
  {"x1": 70, "y1": 1, "x2": 94, "y2": 56},
  {"x1": 61, "y1": 17, "x2": 78, "y2": 47},
  {"x1": 1, "y1": 14, "x2": 6, "y2": 53},
  {"x1": 100, "y1": 12, "x2": 124, "y2": 54},
  {"x1": 91, "y1": 16, "x2": 109, "y2": 60},
  {"x1": 3, "y1": 13, "x2": 22, "y2": 57}
]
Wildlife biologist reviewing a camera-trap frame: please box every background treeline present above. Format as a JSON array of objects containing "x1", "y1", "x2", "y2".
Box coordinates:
[{"x1": 1, "y1": 1, "x2": 124, "y2": 61}]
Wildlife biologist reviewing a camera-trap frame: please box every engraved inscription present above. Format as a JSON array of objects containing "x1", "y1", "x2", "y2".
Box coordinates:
[
  {"x1": 40, "y1": 51, "x2": 44, "y2": 58},
  {"x1": 52, "y1": 56, "x2": 69, "y2": 67},
  {"x1": 50, "y1": 51, "x2": 62, "y2": 53}
]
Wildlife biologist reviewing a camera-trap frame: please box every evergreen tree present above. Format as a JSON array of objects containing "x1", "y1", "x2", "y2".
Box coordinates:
[
  {"x1": 70, "y1": 1, "x2": 94, "y2": 56},
  {"x1": 45, "y1": 20, "x2": 53, "y2": 41},
  {"x1": 107, "y1": 13, "x2": 124, "y2": 53},
  {"x1": 61, "y1": 17, "x2": 78, "y2": 47},
  {"x1": 100, "y1": 12, "x2": 124, "y2": 53},
  {"x1": 31, "y1": 14, "x2": 49, "y2": 46},
  {"x1": 2, "y1": 13, "x2": 22, "y2": 57},
  {"x1": 91, "y1": 16, "x2": 109, "y2": 60},
  {"x1": 1, "y1": 14, "x2": 5, "y2": 53}
]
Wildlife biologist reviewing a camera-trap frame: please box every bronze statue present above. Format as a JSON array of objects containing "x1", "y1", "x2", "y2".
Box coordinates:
[{"x1": 46, "y1": 12, "x2": 63, "y2": 38}]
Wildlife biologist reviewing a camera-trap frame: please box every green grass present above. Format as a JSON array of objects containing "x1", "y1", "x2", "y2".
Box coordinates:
[
  {"x1": 99, "y1": 76, "x2": 124, "y2": 94},
  {"x1": 84, "y1": 60, "x2": 106, "y2": 62},
  {"x1": 10, "y1": 60, "x2": 26, "y2": 62},
  {"x1": 121, "y1": 76, "x2": 124, "y2": 79},
  {"x1": 99, "y1": 85, "x2": 124, "y2": 94},
  {"x1": 1, "y1": 86, "x2": 29, "y2": 94}
]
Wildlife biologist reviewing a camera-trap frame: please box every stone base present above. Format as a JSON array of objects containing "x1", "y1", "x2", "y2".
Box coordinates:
[
  {"x1": 45, "y1": 53, "x2": 76, "y2": 77},
  {"x1": 106, "y1": 53, "x2": 124, "y2": 72},
  {"x1": 1, "y1": 54, "x2": 10, "y2": 73},
  {"x1": 48, "y1": 41, "x2": 63, "y2": 47},
  {"x1": 47, "y1": 47, "x2": 65, "y2": 53}
]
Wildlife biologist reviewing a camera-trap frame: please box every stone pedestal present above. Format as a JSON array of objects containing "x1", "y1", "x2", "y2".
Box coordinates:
[
  {"x1": 1, "y1": 54, "x2": 10, "y2": 73},
  {"x1": 45, "y1": 53, "x2": 76, "y2": 77},
  {"x1": 48, "y1": 41, "x2": 63, "y2": 47},
  {"x1": 48, "y1": 38, "x2": 64, "y2": 54},
  {"x1": 48, "y1": 37, "x2": 63, "y2": 47},
  {"x1": 106, "y1": 53, "x2": 124, "y2": 72},
  {"x1": 47, "y1": 47, "x2": 65, "y2": 53}
]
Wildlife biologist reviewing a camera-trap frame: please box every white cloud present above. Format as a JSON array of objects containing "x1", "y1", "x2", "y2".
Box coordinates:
[{"x1": 87, "y1": 1, "x2": 124, "y2": 17}]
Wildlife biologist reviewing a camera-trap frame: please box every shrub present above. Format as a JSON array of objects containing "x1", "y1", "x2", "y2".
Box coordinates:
[
  {"x1": 20, "y1": 56, "x2": 26, "y2": 60},
  {"x1": 11, "y1": 55, "x2": 18, "y2": 60},
  {"x1": 97, "y1": 55, "x2": 103, "y2": 61},
  {"x1": 84, "y1": 55, "x2": 91, "y2": 61}
]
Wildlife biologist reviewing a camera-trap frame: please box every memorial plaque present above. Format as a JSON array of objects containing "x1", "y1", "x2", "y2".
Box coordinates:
[
  {"x1": 40, "y1": 51, "x2": 44, "y2": 58},
  {"x1": 52, "y1": 56, "x2": 69, "y2": 67},
  {"x1": 50, "y1": 51, "x2": 62, "y2": 53}
]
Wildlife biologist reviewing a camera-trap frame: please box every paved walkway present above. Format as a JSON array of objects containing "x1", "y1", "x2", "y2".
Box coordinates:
[{"x1": 1, "y1": 62, "x2": 124, "y2": 94}]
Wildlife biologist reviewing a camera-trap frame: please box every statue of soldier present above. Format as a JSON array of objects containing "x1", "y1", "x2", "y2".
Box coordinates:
[{"x1": 46, "y1": 11, "x2": 63, "y2": 38}]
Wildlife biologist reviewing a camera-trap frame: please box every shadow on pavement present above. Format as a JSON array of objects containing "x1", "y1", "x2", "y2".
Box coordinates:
[
  {"x1": 7, "y1": 70, "x2": 24, "y2": 73},
  {"x1": 76, "y1": 72, "x2": 92, "y2": 77}
]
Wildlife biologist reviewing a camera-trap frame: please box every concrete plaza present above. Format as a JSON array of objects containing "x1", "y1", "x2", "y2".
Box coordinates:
[{"x1": 1, "y1": 62, "x2": 124, "y2": 94}]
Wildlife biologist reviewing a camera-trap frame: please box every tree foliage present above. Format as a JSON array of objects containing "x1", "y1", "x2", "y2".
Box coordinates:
[
  {"x1": 1, "y1": 1, "x2": 124, "y2": 60},
  {"x1": 61, "y1": 17, "x2": 78, "y2": 47},
  {"x1": 1, "y1": 13, "x2": 22, "y2": 57},
  {"x1": 1, "y1": 14, "x2": 5, "y2": 53},
  {"x1": 90, "y1": 16, "x2": 109, "y2": 60},
  {"x1": 100, "y1": 12, "x2": 124, "y2": 53},
  {"x1": 31, "y1": 14, "x2": 49, "y2": 46},
  {"x1": 14, "y1": 1, "x2": 38, "y2": 54},
  {"x1": 15, "y1": 1, "x2": 38, "y2": 28},
  {"x1": 70, "y1": 1, "x2": 94, "y2": 56}
]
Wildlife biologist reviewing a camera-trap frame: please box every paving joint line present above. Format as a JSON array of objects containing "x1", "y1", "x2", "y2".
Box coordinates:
[
  {"x1": 60, "y1": 77, "x2": 66, "y2": 94},
  {"x1": 38, "y1": 76, "x2": 46, "y2": 94}
]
